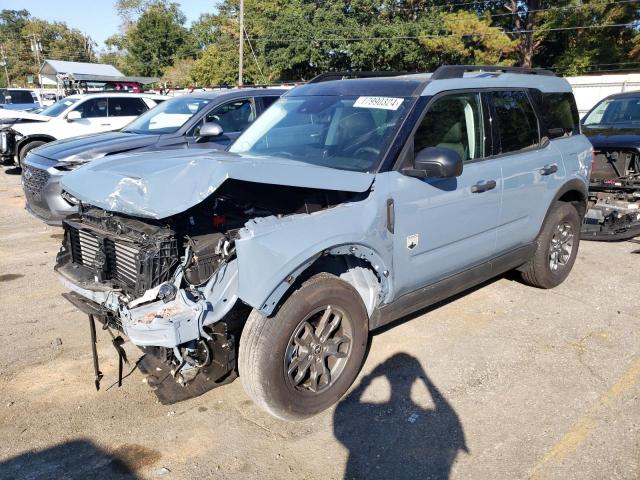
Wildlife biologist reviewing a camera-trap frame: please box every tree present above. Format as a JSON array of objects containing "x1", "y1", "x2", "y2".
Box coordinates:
[
  {"x1": 534, "y1": 0, "x2": 640, "y2": 75},
  {"x1": 120, "y1": 2, "x2": 196, "y2": 76},
  {"x1": 0, "y1": 9, "x2": 96, "y2": 87},
  {"x1": 161, "y1": 57, "x2": 196, "y2": 86},
  {"x1": 420, "y1": 11, "x2": 518, "y2": 66},
  {"x1": 189, "y1": 0, "x2": 521, "y2": 84}
]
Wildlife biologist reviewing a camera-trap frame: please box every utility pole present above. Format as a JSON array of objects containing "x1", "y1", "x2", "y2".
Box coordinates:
[
  {"x1": 29, "y1": 35, "x2": 42, "y2": 66},
  {"x1": 239, "y1": 0, "x2": 244, "y2": 87},
  {"x1": 29, "y1": 35, "x2": 43, "y2": 88},
  {"x1": 0, "y1": 47, "x2": 10, "y2": 87}
]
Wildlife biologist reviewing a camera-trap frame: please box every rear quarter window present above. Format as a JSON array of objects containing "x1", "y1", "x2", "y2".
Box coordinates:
[
  {"x1": 8, "y1": 90, "x2": 35, "y2": 104},
  {"x1": 532, "y1": 91, "x2": 580, "y2": 139}
]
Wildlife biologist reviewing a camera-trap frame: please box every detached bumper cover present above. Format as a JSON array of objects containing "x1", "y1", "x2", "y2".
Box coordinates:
[{"x1": 56, "y1": 256, "x2": 239, "y2": 349}]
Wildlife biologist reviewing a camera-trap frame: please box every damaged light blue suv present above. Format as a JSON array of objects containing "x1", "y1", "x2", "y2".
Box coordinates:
[{"x1": 55, "y1": 66, "x2": 593, "y2": 420}]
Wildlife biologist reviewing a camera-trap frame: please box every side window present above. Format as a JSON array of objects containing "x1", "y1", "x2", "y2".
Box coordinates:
[
  {"x1": 414, "y1": 92, "x2": 484, "y2": 162},
  {"x1": 9, "y1": 90, "x2": 35, "y2": 104},
  {"x1": 108, "y1": 97, "x2": 148, "y2": 117},
  {"x1": 73, "y1": 98, "x2": 108, "y2": 118},
  {"x1": 491, "y1": 91, "x2": 539, "y2": 154},
  {"x1": 531, "y1": 91, "x2": 580, "y2": 139},
  {"x1": 261, "y1": 96, "x2": 280, "y2": 111},
  {"x1": 208, "y1": 99, "x2": 255, "y2": 133}
]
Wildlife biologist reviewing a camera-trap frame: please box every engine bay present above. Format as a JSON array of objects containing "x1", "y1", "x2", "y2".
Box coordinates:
[{"x1": 582, "y1": 148, "x2": 640, "y2": 241}]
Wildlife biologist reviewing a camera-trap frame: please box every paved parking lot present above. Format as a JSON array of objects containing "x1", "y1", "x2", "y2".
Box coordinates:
[{"x1": 0, "y1": 165, "x2": 638, "y2": 480}]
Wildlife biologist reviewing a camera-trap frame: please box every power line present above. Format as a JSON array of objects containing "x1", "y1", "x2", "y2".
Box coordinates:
[{"x1": 244, "y1": 22, "x2": 636, "y2": 43}]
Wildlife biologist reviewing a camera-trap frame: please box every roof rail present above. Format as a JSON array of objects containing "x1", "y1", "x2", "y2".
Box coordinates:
[
  {"x1": 308, "y1": 71, "x2": 415, "y2": 83},
  {"x1": 431, "y1": 65, "x2": 556, "y2": 80}
]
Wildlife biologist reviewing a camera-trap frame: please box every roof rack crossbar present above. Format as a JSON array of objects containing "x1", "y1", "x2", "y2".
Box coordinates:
[
  {"x1": 308, "y1": 71, "x2": 415, "y2": 84},
  {"x1": 431, "y1": 65, "x2": 555, "y2": 80}
]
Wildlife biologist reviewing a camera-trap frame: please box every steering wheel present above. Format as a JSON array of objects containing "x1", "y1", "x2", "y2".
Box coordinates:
[
  {"x1": 353, "y1": 146, "x2": 380, "y2": 158},
  {"x1": 272, "y1": 151, "x2": 295, "y2": 158}
]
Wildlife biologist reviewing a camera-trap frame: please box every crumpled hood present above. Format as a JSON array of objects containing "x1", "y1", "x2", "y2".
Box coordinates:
[
  {"x1": 35, "y1": 131, "x2": 160, "y2": 164},
  {"x1": 61, "y1": 149, "x2": 375, "y2": 219},
  {"x1": 0, "y1": 109, "x2": 49, "y2": 128}
]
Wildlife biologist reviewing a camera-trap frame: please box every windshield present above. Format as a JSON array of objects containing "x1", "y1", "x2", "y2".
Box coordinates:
[
  {"x1": 122, "y1": 96, "x2": 210, "y2": 134},
  {"x1": 583, "y1": 96, "x2": 640, "y2": 127},
  {"x1": 229, "y1": 95, "x2": 411, "y2": 172},
  {"x1": 40, "y1": 98, "x2": 78, "y2": 117}
]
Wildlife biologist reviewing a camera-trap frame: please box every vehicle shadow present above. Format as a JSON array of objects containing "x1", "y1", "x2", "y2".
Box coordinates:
[
  {"x1": 0, "y1": 439, "x2": 147, "y2": 480},
  {"x1": 2, "y1": 166, "x2": 21, "y2": 175},
  {"x1": 334, "y1": 353, "x2": 468, "y2": 480},
  {"x1": 373, "y1": 273, "x2": 508, "y2": 336}
]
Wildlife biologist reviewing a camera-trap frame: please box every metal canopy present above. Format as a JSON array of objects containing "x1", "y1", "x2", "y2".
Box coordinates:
[{"x1": 39, "y1": 60, "x2": 158, "y2": 85}]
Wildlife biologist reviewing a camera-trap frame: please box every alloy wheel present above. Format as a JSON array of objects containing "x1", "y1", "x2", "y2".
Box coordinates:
[
  {"x1": 549, "y1": 222, "x2": 574, "y2": 271},
  {"x1": 284, "y1": 305, "x2": 352, "y2": 394}
]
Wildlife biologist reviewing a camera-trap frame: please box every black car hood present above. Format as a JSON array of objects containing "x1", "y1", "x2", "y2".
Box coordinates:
[
  {"x1": 36, "y1": 131, "x2": 161, "y2": 164},
  {"x1": 582, "y1": 126, "x2": 640, "y2": 150}
]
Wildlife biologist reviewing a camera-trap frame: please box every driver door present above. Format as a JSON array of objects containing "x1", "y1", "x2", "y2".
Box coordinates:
[
  {"x1": 188, "y1": 98, "x2": 256, "y2": 150},
  {"x1": 390, "y1": 91, "x2": 502, "y2": 298}
]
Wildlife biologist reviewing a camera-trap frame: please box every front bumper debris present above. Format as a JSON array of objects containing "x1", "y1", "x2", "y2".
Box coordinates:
[{"x1": 582, "y1": 177, "x2": 640, "y2": 241}]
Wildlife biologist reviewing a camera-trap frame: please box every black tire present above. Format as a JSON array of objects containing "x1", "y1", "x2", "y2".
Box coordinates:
[
  {"x1": 239, "y1": 273, "x2": 369, "y2": 420},
  {"x1": 18, "y1": 141, "x2": 46, "y2": 167},
  {"x1": 521, "y1": 202, "x2": 581, "y2": 289}
]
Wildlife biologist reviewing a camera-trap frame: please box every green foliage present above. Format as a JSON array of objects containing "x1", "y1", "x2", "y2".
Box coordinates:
[
  {"x1": 118, "y1": 2, "x2": 196, "y2": 77},
  {"x1": 189, "y1": 0, "x2": 518, "y2": 85},
  {"x1": 4, "y1": 1, "x2": 640, "y2": 89},
  {"x1": 534, "y1": 0, "x2": 640, "y2": 75},
  {"x1": 420, "y1": 11, "x2": 518, "y2": 66},
  {"x1": 0, "y1": 9, "x2": 95, "y2": 87},
  {"x1": 161, "y1": 57, "x2": 196, "y2": 86}
]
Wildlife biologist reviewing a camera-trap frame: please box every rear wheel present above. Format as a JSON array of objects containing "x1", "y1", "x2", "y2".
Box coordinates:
[
  {"x1": 18, "y1": 140, "x2": 46, "y2": 167},
  {"x1": 239, "y1": 273, "x2": 369, "y2": 420},
  {"x1": 521, "y1": 202, "x2": 581, "y2": 289}
]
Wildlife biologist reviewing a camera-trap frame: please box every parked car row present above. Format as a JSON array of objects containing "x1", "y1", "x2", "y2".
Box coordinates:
[
  {"x1": 0, "y1": 88, "x2": 41, "y2": 111},
  {"x1": 19, "y1": 89, "x2": 284, "y2": 224},
  {"x1": 5, "y1": 66, "x2": 595, "y2": 421},
  {"x1": 1, "y1": 92, "x2": 169, "y2": 166}
]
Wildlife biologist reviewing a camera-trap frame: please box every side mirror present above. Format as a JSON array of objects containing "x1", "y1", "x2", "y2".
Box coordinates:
[
  {"x1": 66, "y1": 111, "x2": 82, "y2": 122},
  {"x1": 403, "y1": 147, "x2": 463, "y2": 178},
  {"x1": 197, "y1": 121, "x2": 223, "y2": 141}
]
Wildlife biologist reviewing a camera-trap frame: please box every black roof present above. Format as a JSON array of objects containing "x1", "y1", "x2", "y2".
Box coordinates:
[
  {"x1": 185, "y1": 88, "x2": 287, "y2": 101},
  {"x1": 599, "y1": 90, "x2": 640, "y2": 100},
  {"x1": 288, "y1": 77, "x2": 425, "y2": 97}
]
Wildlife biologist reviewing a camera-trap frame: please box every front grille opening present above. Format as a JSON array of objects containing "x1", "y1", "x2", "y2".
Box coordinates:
[
  {"x1": 22, "y1": 166, "x2": 49, "y2": 196},
  {"x1": 67, "y1": 225, "x2": 178, "y2": 297}
]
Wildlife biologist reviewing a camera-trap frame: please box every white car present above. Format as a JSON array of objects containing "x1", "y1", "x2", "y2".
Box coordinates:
[{"x1": 0, "y1": 92, "x2": 169, "y2": 166}]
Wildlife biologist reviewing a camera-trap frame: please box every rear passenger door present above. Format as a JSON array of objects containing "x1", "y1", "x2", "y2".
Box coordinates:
[
  {"x1": 489, "y1": 90, "x2": 566, "y2": 253},
  {"x1": 107, "y1": 97, "x2": 149, "y2": 130},
  {"x1": 391, "y1": 91, "x2": 502, "y2": 297}
]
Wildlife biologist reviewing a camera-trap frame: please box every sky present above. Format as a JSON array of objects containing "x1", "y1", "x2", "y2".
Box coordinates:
[{"x1": 2, "y1": 0, "x2": 216, "y2": 49}]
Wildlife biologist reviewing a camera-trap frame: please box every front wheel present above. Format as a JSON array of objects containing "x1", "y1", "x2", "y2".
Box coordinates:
[
  {"x1": 239, "y1": 273, "x2": 369, "y2": 420},
  {"x1": 18, "y1": 140, "x2": 46, "y2": 167},
  {"x1": 521, "y1": 202, "x2": 581, "y2": 289}
]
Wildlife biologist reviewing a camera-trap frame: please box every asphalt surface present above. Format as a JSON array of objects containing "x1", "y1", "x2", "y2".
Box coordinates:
[{"x1": 0, "y1": 165, "x2": 638, "y2": 480}]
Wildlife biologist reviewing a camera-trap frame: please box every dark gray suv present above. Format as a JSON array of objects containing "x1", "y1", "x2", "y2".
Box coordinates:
[{"x1": 22, "y1": 88, "x2": 285, "y2": 224}]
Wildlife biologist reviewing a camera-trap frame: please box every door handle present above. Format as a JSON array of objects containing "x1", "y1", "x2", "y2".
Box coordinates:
[
  {"x1": 540, "y1": 164, "x2": 558, "y2": 176},
  {"x1": 471, "y1": 180, "x2": 497, "y2": 193}
]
